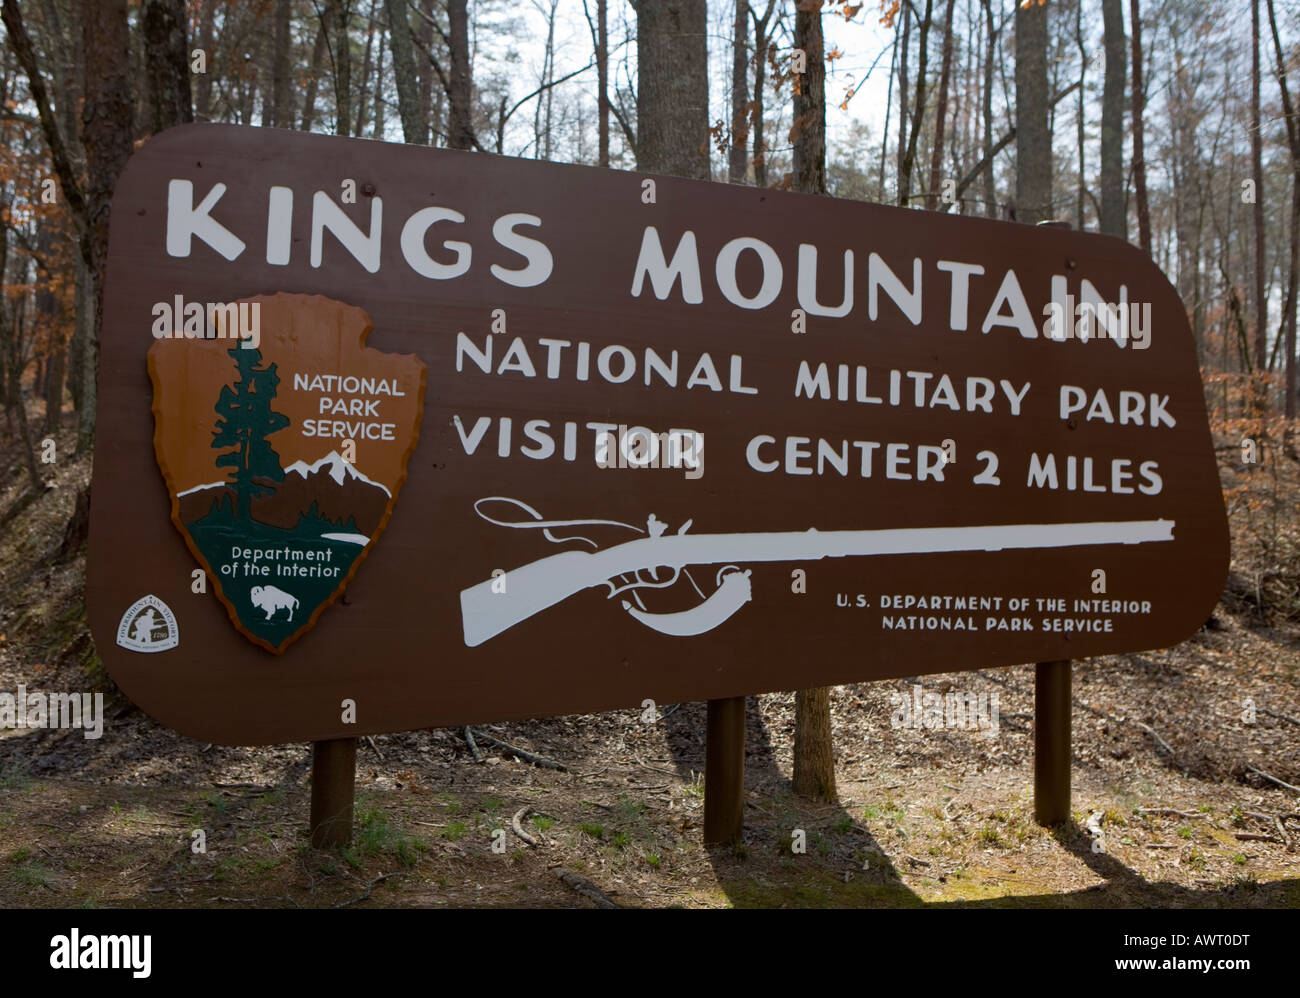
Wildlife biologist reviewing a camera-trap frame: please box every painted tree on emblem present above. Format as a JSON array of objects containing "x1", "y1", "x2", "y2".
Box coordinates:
[{"x1": 211, "y1": 346, "x2": 289, "y2": 520}]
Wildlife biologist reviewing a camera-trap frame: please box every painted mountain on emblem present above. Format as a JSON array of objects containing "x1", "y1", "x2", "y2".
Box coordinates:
[
  {"x1": 148, "y1": 293, "x2": 426, "y2": 654},
  {"x1": 178, "y1": 451, "x2": 392, "y2": 538}
]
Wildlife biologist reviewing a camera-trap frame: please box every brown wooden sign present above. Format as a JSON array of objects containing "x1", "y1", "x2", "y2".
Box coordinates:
[{"x1": 88, "y1": 123, "x2": 1228, "y2": 745}]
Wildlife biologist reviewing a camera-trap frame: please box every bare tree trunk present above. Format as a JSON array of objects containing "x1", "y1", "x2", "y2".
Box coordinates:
[
  {"x1": 195, "y1": 0, "x2": 215, "y2": 120},
  {"x1": 533, "y1": 0, "x2": 557, "y2": 160},
  {"x1": 271, "y1": 0, "x2": 292, "y2": 127},
  {"x1": 67, "y1": 254, "x2": 87, "y2": 418},
  {"x1": 1130, "y1": 0, "x2": 1151, "y2": 253},
  {"x1": 418, "y1": 0, "x2": 434, "y2": 144},
  {"x1": 897, "y1": 0, "x2": 910, "y2": 194},
  {"x1": 729, "y1": 0, "x2": 749, "y2": 183},
  {"x1": 372, "y1": 9, "x2": 386, "y2": 137},
  {"x1": 1099, "y1": 0, "x2": 1125, "y2": 237},
  {"x1": 80, "y1": 0, "x2": 134, "y2": 449},
  {"x1": 925, "y1": 0, "x2": 955, "y2": 210},
  {"x1": 0, "y1": 196, "x2": 41, "y2": 490},
  {"x1": 1252, "y1": 0, "x2": 1267, "y2": 376},
  {"x1": 447, "y1": 0, "x2": 474, "y2": 150},
  {"x1": 597, "y1": 0, "x2": 609, "y2": 167},
  {"x1": 751, "y1": 0, "x2": 775, "y2": 187},
  {"x1": 386, "y1": 0, "x2": 421, "y2": 142},
  {"x1": 637, "y1": 0, "x2": 709, "y2": 179},
  {"x1": 302, "y1": 17, "x2": 328, "y2": 130},
  {"x1": 878, "y1": 12, "x2": 898, "y2": 197},
  {"x1": 981, "y1": 0, "x2": 996, "y2": 216},
  {"x1": 354, "y1": 0, "x2": 377, "y2": 137},
  {"x1": 791, "y1": 0, "x2": 825, "y2": 196},
  {"x1": 1075, "y1": 0, "x2": 1086, "y2": 230},
  {"x1": 794, "y1": 686, "x2": 836, "y2": 801},
  {"x1": 36, "y1": 226, "x2": 61, "y2": 434},
  {"x1": 142, "y1": 0, "x2": 193, "y2": 134},
  {"x1": 899, "y1": 0, "x2": 932, "y2": 207},
  {"x1": 328, "y1": 0, "x2": 353, "y2": 136},
  {"x1": 1014, "y1": 0, "x2": 1050, "y2": 224},
  {"x1": 790, "y1": 0, "x2": 836, "y2": 803},
  {"x1": 1267, "y1": 0, "x2": 1298, "y2": 421}
]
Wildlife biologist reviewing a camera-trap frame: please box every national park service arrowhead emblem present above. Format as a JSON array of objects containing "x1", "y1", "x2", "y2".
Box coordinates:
[{"x1": 147, "y1": 293, "x2": 426, "y2": 653}]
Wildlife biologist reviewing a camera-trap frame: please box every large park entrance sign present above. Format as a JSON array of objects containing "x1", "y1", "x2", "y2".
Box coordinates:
[{"x1": 88, "y1": 124, "x2": 1228, "y2": 745}]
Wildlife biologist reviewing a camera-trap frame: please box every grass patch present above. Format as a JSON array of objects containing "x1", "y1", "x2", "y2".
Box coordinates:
[
  {"x1": 977, "y1": 824, "x2": 1003, "y2": 847},
  {"x1": 440, "y1": 820, "x2": 468, "y2": 842},
  {"x1": 15, "y1": 861, "x2": 52, "y2": 888},
  {"x1": 342, "y1": 807, "x2": 427, "y2": 868}
]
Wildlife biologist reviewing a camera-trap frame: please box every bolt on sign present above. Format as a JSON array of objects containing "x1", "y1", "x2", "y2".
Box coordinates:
[{"x1": 88, "y1": 124, "x2": 1228, "y2": 745}]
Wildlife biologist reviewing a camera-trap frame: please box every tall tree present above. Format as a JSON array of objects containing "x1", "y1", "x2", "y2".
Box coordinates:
[
  {"x1": 271, "y1": 0, "x2": 292, "y2": 127},
  {"x1": 750, "y1": 0, "x2": 776, "y2": 186},
  {"x1": 898, "y1": 0, "x2": 933, "y2": 207},
  {"x1": 926, "y1": 0, "x2": 956, "y2": 210},
  {"x1": 981, "y1": 0, "x2": 997, "y2": 216},
  {"x1": 0, "y1": 189, "x2": 43, "y2": 491},
  {"x1": 597, "y1": 0, "x2": 609, "y2": 167},
  {"x1": 1099, "y1": 0, "x2": 1126, "y2": 237},
  {"x1": 896, "y1": 0, "x2": 910, "y2": 194},
  {"x1": 386, "y1": 0, "x2": 422, "y2": 143},
  {"x1": 1014, "y1": 0, "x2": 1050, "y2": 224},
  {"x1": 1074, "y1": 0, "x2": 1086, "y2": 229},
  {"x1": 417, "y1": 0, "x2": 434, "y2": 144},
  {"x1": 1251, "y1": 0, "x2": 1267, "y2": 377},
  {"x1": 1266, "y1": 0, "x2": 1298, "y2": 421},
  {"x1": 81, "y1": 0, "x2": 134, "y2": 447},
  {"x1": 790, "y1": 0, "x2": 836, "y2": 803},
  {"x1": 301, "y1": 18, "x2": 328, "y2": 131},
  {"x1": 583, "y1": 0, "x2": 611, "y2": 167},
  {"x1": 636, "y1": 0, "x2": 709, "y2": 179},
  {"x1": 326, "y1": 0, "x2": 353, "y2": 136},
  {"x1": 729, "y1": 0, "x2": 749, "y2": 183},
  {"x1": 141, "y1": 0, "x2": 193, "y2": 134},
  {"x1": 1130, "y1": 0, "x2": 1151, "y2": 252},
  {"x1": 353, "y1": 0, "x2": 378, "y2": 137},
  {"x1": 447, "y1": 0, "x2": 474, "y2": 150},
  {"x1": 195, "y1": 0, "x2": 215, "y2": 120}
]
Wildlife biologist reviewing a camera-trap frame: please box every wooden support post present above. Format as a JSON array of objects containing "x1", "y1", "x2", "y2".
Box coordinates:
[
  {"x1": 703, "y1": 696, "x2": 745, "y2": 846},
  {"x1": 310, "y1": 737, "x2": 357, "y2": 848},
  {"x1": 1034, "y1": 660, "x2": 1071, "y2": 826}
]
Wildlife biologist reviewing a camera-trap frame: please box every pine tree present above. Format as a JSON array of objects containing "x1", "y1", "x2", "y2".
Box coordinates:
[{"x1": 211, "y1": 346, "x2": 289, "y2": 520}]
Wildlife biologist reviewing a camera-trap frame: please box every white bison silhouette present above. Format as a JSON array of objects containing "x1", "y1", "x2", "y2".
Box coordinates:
[{"x1": 249, "y1": 585, "x2": 299, "y2": 622}]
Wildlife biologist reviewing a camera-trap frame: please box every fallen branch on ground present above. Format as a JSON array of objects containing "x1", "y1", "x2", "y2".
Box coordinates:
[
  {"x1": 511, "y1": 806, "x2": 540, "y2": 847},
  {"x1": 1261, "y1": 707, "x2": 1300, "y2": 727},
  {"x1": 1137, "y1": 808, "x2": 1207, "y2": 819},
  {"x1": 468, "y1": 729, "x2": 567, "y2": 771},
  {"x1": 462, "y1": 726, "x2": 485, "y2": 763},
  {"x1": 1134, "y1": 722, "x2": 1175, "y2": 757},
  {"x1": 553, "y1": 867, "x2": 620, "y2": 908},
  {"x1": 1247, "y1": 767, "x2": 1300, "y2": 795},
  {"x1": 335, "y1": 872, "x2": 406, "y2": 908}
]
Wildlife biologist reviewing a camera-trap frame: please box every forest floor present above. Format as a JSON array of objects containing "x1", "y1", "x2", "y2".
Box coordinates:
[{"x1": 0, "y1": 411, "x2": 1298, "y2": 908}]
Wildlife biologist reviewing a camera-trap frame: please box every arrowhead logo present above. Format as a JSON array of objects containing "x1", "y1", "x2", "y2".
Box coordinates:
[{"x1": 147, "y1": 293, "x2": 426, "y2": 653}]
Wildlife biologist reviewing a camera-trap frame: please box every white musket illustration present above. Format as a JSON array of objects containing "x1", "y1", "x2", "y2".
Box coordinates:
[{"x1": 460, "y1": 516, "x2": 1175, "y2": 647}]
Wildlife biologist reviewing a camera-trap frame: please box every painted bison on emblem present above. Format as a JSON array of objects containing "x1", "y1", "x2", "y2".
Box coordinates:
[{"x1": 249, "y1": 585, "x2": 300, "y2": 622}]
